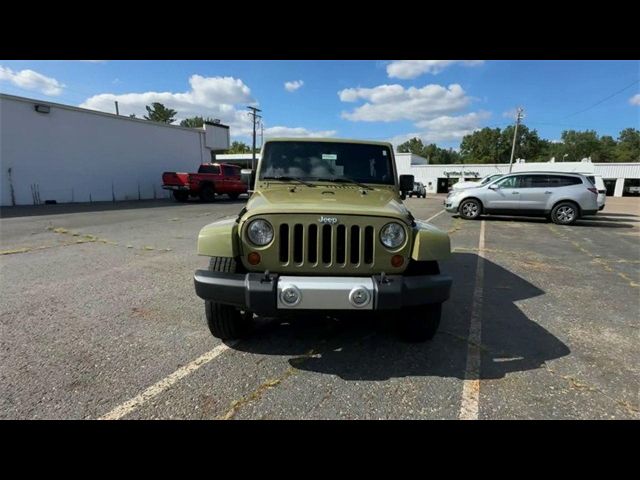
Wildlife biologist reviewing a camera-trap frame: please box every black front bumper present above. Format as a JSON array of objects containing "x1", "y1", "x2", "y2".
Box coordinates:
[{"x1": 194, "y1": 270, "x2": 452, "y2": 315}]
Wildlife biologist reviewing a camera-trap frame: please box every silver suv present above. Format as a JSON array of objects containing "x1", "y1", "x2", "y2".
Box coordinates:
[{"x1": 444, "y1": 172, "x2": 599, "y2": 225}]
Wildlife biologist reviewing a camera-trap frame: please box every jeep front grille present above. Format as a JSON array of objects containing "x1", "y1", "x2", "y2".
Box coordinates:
[{"x1": 278, "y1": 222, "x2": 375, "y2": 267}]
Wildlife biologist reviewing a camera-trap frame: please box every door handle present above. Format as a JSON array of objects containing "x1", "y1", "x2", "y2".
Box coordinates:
[
  {"x1": 512, "y1": 191, "x2": 520, "y2": 194},
  {"x1": 545, "y1": 191, "x2": 552, "y2": 194}
]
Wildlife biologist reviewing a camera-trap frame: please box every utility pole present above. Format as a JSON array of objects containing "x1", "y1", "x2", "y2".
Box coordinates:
[
  {"x1": 247, "y1": 106, "x2": 262, "y2": 171},
  {"x1": 114, "y1": 101, "x2": 119, "y2": 115},
  {"x1": 508, "y1": 107, "x2": 524, "y2": 173},
  {"x1": 260, "y1": 120, "x2": 264, "y2": 149}
]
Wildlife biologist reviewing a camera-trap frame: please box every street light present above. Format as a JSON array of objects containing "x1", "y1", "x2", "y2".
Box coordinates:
[{"x1": 562, "y1": 154, "x2": 569, "y2": 162}]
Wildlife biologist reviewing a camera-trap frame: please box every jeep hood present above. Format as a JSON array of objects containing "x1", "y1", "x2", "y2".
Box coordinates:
[{"x1": 244, "y1": 185, "x2": 410, "y2": 221}]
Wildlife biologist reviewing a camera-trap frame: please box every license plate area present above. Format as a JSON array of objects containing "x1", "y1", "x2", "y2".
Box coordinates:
[{"x1": 277, "y1": 276, "x2": 375, "y2": 310}]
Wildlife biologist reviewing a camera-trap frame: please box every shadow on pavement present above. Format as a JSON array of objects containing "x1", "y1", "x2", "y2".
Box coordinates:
[
  {"x1": 231, "y1": 253, "x2": 570, "y2": 381},
  {"x1": 471, "y1": 215, "x2": 634, "y2": 229},
  {"x1": 0, "y1": 197, "x2": 249, "y2": 219}
]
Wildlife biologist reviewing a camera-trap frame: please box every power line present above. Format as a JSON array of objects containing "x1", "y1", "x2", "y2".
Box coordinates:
[{"x1": 561, "y1": 78, "x2": 640, "y2": 119}]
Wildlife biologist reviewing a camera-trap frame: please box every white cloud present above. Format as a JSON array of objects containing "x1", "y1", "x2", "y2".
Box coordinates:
[
  {"x1": 630, "y1": 94, "x2": 640, "y2": 106},
  {"x1": 388, "y1": 112, "x2": 491, "y2": 147},
  {"x1": 264, "y1": 126, "x2": 336, "y2": 138},
  {"x1": 415, "y1": 111, "x2": 491, "y2": 142},
  {"x1": 80, "y1": 74, "x2": 331, "y2": 140},
  {"x1": 502, "y1": 108, "x2": 519, "y2": 119},
  {"x1": 386, "y1": 60, "x2": 484, "y2": 79},
  {"x1": 284, "y1": 80, "x2": 304, "y2": 92},
  {"x1": 0, "y1": 65, "x2": 65, "y2": 96},
  {"x1": 338, "y1": 83, "x2": 471, "y2": 122},
  {"x1": 80, "y1": 75, "x2": 257, "y2": 134}
]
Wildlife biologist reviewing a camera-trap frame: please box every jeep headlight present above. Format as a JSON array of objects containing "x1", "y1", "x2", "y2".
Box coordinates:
[
  {"x1": 247, "y1": 219, "x2": 274, "y2": 246},
  {"x1": 380, "y1": 222, "x2": 406, "y2": 249}
]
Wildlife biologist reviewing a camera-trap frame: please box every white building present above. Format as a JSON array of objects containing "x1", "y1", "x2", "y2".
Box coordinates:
[
  {"x1": 0, "y1": 93, "x2": 230, "y2": 206},
  {"x1": 396, "y1": 155, "x2": 640, "y2": 197}
]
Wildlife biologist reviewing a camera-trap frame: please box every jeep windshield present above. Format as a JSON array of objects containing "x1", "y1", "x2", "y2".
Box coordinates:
[{"x1": 259, "y1": 141, "x2": 395, "y2": 186}]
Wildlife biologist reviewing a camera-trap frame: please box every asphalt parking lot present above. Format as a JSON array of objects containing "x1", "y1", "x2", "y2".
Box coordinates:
[{"x1": 1, "y1": 195, "x2": 638, "y2": 419}]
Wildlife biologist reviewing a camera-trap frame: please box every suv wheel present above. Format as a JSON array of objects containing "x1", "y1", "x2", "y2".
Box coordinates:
[
  {"x1": 228, "y1": 192, "x2": 240, "y2": 200},
  {"x1": 200, "y1": 184, "x2": 216, "y2": 202},
  {"x1": 205, "y1": 257, "x2": 252, "y2": 339},
  {"x1": 551, "y1": 202, "x2": 578, "y2": 225},
  {"x1": 459, "y1": 199, "x2": 481, "y2": 220},
  {"x1": 399, "y1": 303, "x2": 442, "y2": 342}
]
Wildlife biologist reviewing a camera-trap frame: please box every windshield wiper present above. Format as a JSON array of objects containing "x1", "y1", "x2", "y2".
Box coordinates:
[
  {"x1": 261, "y1": 176, "x2": 316, "y2": 187},
  {"x1": 314, "y1": 177, "x2": 373, "y2": 190}
]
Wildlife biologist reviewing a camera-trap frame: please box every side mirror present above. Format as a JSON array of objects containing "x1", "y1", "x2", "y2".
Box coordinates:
[
  {"x1": 488, "y1": 184, "x2": 499, "y2": 190},
  {"x1": 399, "y1": 174, "x2": 414, "y2": 193}
]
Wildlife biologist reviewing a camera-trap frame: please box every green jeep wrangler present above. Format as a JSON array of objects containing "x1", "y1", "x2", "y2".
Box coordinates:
[{"x1": 194, "y1": 138, "x2": 452, "y2": 341}]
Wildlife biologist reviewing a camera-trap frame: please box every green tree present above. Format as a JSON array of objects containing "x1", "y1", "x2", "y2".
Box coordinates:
[
  {"x1": 499, "y1": 125, "x2": 546, "y2": 162},
  {"x1": 597, "y1": 135, "x2": 618, "y2": 162},
  {"x1": 559, "y1": 130, "x2": 601, "y2": 161},
  {"x1": 144, "y1": 102, "x2": 177, "y2": 123},
  {"x1": 460, "y1": 127, "x2": 503, "y2": 163},
  {"x1": 180, "y1": 116, "x2": 217, "y2": 128},
  {"x1": 615, "y1": 128, "x2": 640, "y2": 162},
  {"x1": 398, "y1": 137, "x2": 426, "y2": 156},
  {"x1": 227, "y1": 141, "x2": 251, "y2": 154}
]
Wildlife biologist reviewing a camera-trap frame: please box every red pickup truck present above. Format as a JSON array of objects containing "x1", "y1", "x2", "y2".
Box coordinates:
[{"x1": 162, "y1": 163, "x2": 248, "y2": 202}]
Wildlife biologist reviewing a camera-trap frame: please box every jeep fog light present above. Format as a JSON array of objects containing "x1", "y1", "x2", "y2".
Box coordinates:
[
  {"x1": 247, "y1": 219, "x2": 274, "y2": 246},
  {"x1": 280, "y1": 286, "x2": 301, "y2": 306},
  {"x1": 349, "y1": 286, "x2": 371, "y2": 308},
  {"x1": 380, "y1": 222, "x2": 406, "y2": 249}
]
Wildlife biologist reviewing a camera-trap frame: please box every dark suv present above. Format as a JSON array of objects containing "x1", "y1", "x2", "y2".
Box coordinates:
[{"x1": 407, "y1": 182, "x2": 426, "y2": 198}]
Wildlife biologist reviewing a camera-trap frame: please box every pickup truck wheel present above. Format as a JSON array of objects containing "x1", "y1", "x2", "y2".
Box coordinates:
[
  {"x1": 399, "y1": 303, "x2": 442, "y2": 342},
  {"x1": 459, "y1": 199, "x2": 481, "y2": 220},
  {"x1": 228, "y1": 193, "x2": 240, "y2": 200},
  {"x1": 172, "y1": 191, "x2": 189, "y2": 202},
  {"x1": 200, "y1": 184, "x2": 216, "y2": 202},
  {"x1": 551, "y1": 202, "x2": 578, "y2": 225},
  {"x1": 204, "y1": 257, "x2": 252, "y2": 340}
]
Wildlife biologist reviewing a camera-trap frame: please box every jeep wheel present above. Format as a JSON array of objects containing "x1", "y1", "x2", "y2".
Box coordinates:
[
  {"x1": 200, "y1": 184, "x2": 216, "y2": 202},
  {"x1": 173, "y1": 191, "x2": 189, "y2": 202},
  {"x1": 205, "y1": 257, "x2": 252, "y2": 339},
  {"x1": 459, "y1": 199, "x2": 481, "y2": 220},
  {"x1": 551, "y1": 202, "x2": 578, "y2": 225},
  {"x1": 399, "y1": 303, "x2": 442, "y2": 342}
]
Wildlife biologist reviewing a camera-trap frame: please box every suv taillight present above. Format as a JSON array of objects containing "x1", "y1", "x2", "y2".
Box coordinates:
[{"x1": 587, "y1": 187, "x2": 598, "y2": 195}]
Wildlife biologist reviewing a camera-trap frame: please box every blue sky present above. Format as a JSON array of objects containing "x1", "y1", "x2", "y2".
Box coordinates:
[{"x1": 1, "y1": 60, "x2": 638, "y2": 149}]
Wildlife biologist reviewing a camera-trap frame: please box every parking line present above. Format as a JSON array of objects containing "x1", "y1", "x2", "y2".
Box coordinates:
[
  {"x1": 459, "y1": 220, "x2": 485, "y2": 420},
  {"x1": 425, "y1": 209, "x2": 446, "y2": 222},
  {"x1": 99, "y1": 342, "x2": 236, "y2": 420}
]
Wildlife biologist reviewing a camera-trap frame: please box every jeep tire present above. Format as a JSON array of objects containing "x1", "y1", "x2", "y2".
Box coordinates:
[
  {"x1": 205, "y1": 257, "x2": 252, "y2": 339},
  {"x1": 399, "y1": 303, "x2": 442, "y2": 342}
]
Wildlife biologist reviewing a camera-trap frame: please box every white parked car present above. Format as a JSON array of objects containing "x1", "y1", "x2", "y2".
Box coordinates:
[
  {"x1": 451, "y1": 174, "x2": 504, "y2": 192},
  {"x1": 585, "y1": 174, "x2": 606, "y2": 211}
]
